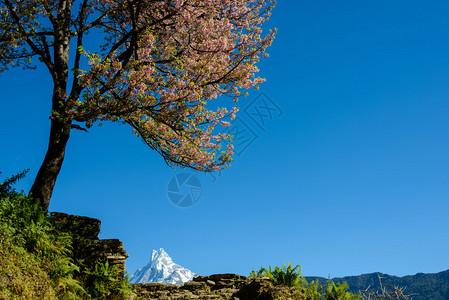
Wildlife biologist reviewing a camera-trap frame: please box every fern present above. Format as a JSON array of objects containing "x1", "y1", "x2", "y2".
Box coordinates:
[
  {"x1": 83, "y1": 259, "x2": 134, "y2": 299},
  {"x1": 0, "y1": 169, "x2": 133, "y2": 299},
  {"x1": 0, "y1": 169, "x2": 29, "y2": 197},
  {"x1": 250, "y1": 263, "x2": 361, "y2": 299}
]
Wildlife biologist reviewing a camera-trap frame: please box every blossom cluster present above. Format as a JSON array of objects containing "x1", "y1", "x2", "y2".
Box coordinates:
[{"x1": 1, "y1": 0, "x2": 276, "y2": 171}]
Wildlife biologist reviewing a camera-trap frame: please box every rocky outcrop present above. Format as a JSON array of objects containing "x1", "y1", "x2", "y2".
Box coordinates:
[
  {"x1": 50, "y1": 212, "x2": 129, "y2": 278},
  {"x1": 131, "y1": 274, "x2": 306, "y2": 300}
]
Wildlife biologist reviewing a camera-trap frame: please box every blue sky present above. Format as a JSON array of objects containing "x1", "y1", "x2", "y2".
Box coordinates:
[{"x1": 1, "y1": 0, "x2": 449, "y2": 278}]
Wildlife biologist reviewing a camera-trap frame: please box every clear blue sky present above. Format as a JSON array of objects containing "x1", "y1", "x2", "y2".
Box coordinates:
[{"x1": 1, "y1": 0, "x2": 449, "y2": 278}]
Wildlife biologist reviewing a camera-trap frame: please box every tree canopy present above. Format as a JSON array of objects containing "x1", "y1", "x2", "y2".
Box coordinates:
[{"x1": 0, "y1": 0, "x2": 275, "y2": 210}]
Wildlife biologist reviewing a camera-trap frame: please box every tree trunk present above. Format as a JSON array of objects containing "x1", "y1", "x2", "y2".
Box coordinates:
[
  {"x1": 30, "y1": 0, "x2": 73, "y2": 211},
  {"x1": 29, "y1": 88, "x2": 71, "y2": 211}
]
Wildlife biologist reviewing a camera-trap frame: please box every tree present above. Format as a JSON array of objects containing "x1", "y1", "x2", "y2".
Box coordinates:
[{"x1": 0, "y1": 0, "x2": 275, "y2": 211}]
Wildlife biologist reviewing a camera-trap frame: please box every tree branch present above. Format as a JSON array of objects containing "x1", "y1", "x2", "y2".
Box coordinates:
[
  {"x1": 3, "y1": 0, "x2": 56, "y2": 79},
  {"x1": 70, "y1": 11, "x2": 109, "y2": 38}
]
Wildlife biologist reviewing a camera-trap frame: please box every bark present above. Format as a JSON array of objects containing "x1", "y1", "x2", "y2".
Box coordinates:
[
  {"x1": 29, "y1": 0, "x2": 72, "y2": 211},
  {"x1": 29, "y1": 89, "x2": 71, "y2": 211}
]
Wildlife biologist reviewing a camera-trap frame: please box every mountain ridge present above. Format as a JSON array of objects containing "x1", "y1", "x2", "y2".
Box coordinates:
[
  {"x1": 129, "y1": 248, "x2": 196, "y2": 285},
  {"x1": 130, "y1": 249, "x2": 448, "y2": 299},
  {"x1": 306, "y1": 269, "x2": 449, "y2": 299}
]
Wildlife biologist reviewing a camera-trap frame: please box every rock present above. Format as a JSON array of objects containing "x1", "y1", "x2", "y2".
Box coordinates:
[
  {"x1": 206, "y1": 280, "x2": 216, "y2": 286},
  {"x1": 50, "y1": 212, "x2": 129, "y2": 280},
  {"x1": 235, "y1": 279, "x2": 275, "y2": 300},
  {"x1": 50, "y1": 212, "x2": 101, "y2": 240},
  {"x1": 131, "y1": 274, "x2": 306, "y2": 299},
  {"x1": 181, "y1": 281, "x2": 208, "y2": 291}
]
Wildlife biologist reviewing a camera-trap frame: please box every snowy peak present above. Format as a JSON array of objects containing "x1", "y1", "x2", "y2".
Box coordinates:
[
  {"x1": 150, "y1": 248, "x2": 173, "y2": 266},
  {"x1": 130, "y1": 248, "x2": 196, "y2": 285}
]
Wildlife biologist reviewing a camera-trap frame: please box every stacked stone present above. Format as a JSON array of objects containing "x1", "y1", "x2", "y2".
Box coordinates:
[
  {"x1": 93, "y1": 238, "x2": 129, "y2": 278},
  {"x1": 47, "y1": 214, "x2": 305, "y2": 299},
  {"x1": 50, "y1": 212, "x2": 129, "y2": 278},
  {"x1": 131, "y1": 274, "x2": 299, "y2": 300}
]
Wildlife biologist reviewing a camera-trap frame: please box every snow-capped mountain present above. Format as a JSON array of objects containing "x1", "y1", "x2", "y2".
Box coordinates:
[{"x1": 130, "y1": 248, "x2": 196, "y2": 285}]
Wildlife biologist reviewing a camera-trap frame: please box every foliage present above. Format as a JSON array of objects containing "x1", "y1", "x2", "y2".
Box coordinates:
[
  {"x1": 83, "y1": 260, "x2": 133, "y2": 299},
  {"x1": 0, "y1": 234, "x2": 56, "y2": 299},
  {"x1": 1, "y1": 0, "x2": 276, "y2": 210},
  {"x1": 0, "y1": 0, "x2": 276, "y2": 169},
  {"x1": 251, "y1": 263, "x2": 360, "y2": 300},
  {"x1": 0, "y1": 168, "x2": 29, "y2": 197},
  {"x1": 321, "y1": 281, "x2": 360, "y2": 300},
  {"x1": 0, "y1": 170, "x2": 132, "y2": 299},
  {"x1": 250, "y1": 262, "x2": 302, "y2": 287},
  {"x1": 0, "y1": 171, "x2": 85, "y2": 298}
]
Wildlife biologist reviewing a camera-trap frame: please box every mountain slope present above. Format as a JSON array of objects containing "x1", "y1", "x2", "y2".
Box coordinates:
[
  {"x1": 130, "y1": 248, "x2": 196, "y2": 285},
  {"x1": 306, "y1": 269, "x2": 449, "y2": 300}
]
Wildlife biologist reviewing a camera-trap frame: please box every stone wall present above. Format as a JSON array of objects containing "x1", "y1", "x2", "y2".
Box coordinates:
[
  {"x1": 50, "y1": 212, "x2": 129, "y2": 278},
  {"x1": 131, "y1": 274, "x2": 306, "y2": 300},
  {"x1": 48, "y1": 213, "x2": 305, "y2": 299}
]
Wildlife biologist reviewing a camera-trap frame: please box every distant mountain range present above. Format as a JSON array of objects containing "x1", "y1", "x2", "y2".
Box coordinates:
[
  {"x1": 130, "y1": 250, "x2": 448, "y2": 299},
  {"x1": 129, "y1": 248, "x2": 196, "y2": 285},
  {"x1": 306, "y1": 269, "x2": 449, "y2": 300}
]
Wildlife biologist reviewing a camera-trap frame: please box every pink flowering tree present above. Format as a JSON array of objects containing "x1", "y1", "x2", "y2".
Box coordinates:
[{"x1": 0, "y1": 0, "x2": 275, "y2": 211}]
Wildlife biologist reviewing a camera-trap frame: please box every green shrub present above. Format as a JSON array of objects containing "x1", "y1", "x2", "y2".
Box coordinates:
[
  {"x1": 0, "y1": 170, "x2": 132, "y2": 299},
  {"x1": 83, "y1": 260, "x2": 134, "y2": 299},
  {"x1": 0, "y1": 168, "x2": 29, "y2": 197},
  {"x1": 251, "y1": 263, "x2": 360, "y2": 300},
  {"x1": 251, "y1": 262, "x2": 303, "y2": 287},
  {"x1": 322, "y1": 281, "x2": 359, "y2": 300},
  {"x1": 0, "y1": 234, "x2": 56, "y2": 299},
  {"x1": 0, "y1": 171, "x2": 86, "y2": 299}
]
